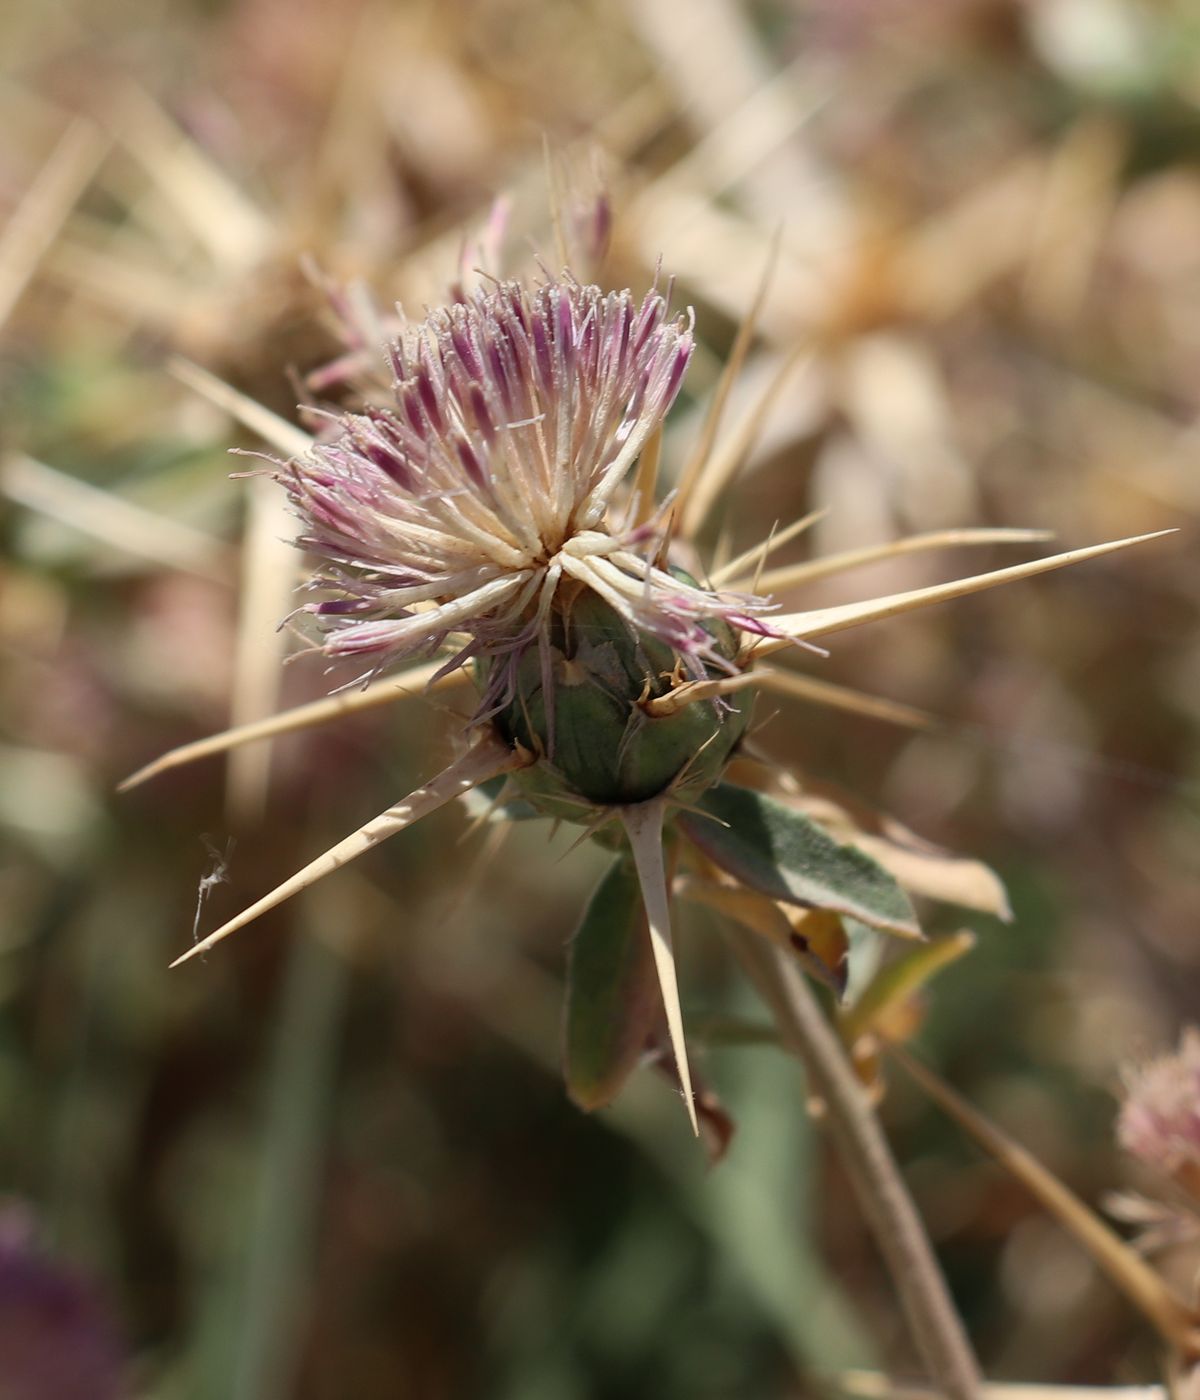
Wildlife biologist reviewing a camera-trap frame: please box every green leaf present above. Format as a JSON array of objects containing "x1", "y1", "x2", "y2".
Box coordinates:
[
  {"x1": 840, "y1": 931, "x2": 975, "y2": 1046},
  {"x1": 677, "y1": 783, "x2": 921, "y2": 939},
  {"x1": 564, "y1": 856, "x2": 660, "y2": 1111}
]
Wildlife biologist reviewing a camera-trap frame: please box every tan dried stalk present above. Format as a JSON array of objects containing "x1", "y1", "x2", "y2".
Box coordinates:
[{"x1": 730, "y1": 930, "x2": 982, "y2": 1400}]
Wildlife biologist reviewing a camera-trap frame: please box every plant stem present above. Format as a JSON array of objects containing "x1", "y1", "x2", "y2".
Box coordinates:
[
  {"x1": 729, "y1": 931, "x2": 982, "y2": 1400},
  {"x1": 891, "y1": 1043, "x2": 1200, "y2": 1360}
]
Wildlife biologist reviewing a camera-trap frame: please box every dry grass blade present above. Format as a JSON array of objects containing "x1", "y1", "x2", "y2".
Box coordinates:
[
  {"x1": 118, "y1": 659, "x2": 471, "y2": 791},
  {"x1": 681, "y1": 348, "x2": 812, "y2": 539},
  {"x1": 171, "y1": 732, "x2": 529, "y2": 968},
  {"x1": 3, "y1": 452, "x2": 228, "y2": 579},
  {"x1": 169, "y1": 357, "x2": 314, "y2": 457},
  {"x1": 1022, "y1": 118, "x2": 1125, "y2": 329},
  {"x1": 754, "y1": 669, "x2": 935, "y2": 731},
  {"x1": 0, "y1": 118, "x2": 107, "y2": 329},
  {"x1": 114, "y1": 86, "x2": 271, "y2": 270},
  {"x1": 754, "y1": 531, "x2": 1175, "y2": 654},
  {"x1": 43, "y1": 238, "x2": 198, "y2": 327},
  {"x1": 709, "y1": 508, "x2": 827, "y2": 586},
  {"x1": 669, "y1": 229, "x2": 780, "y2": 536},
  {"x1": 748, "y1": 527, "x2": 1055, "y2": 595},
  {"x1": 643, "y1": 52, "x2": 821, "y2": 212},
  {"x1": 620, "y1": 800, "x2": 699, "y2": 1135},
  {"x1": 891, "y1": 1045, "x2": 1200, "y2": 1358},
  {"x1": 894, "y1": 154, "x2": 1046, "y2": 320},
  {"x1": 225, "y1": 475, "x2": 305, "y2": 826},
  {"x1": 625, "y1": 0, "x2": 825, "y2": 222}
]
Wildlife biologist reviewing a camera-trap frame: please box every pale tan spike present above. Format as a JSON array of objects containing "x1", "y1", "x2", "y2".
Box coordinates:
[
  {"x1": 119, "y1": 659, "x2": 472, "y2": 791},
  {"x1": 225, "y1": 474, "x2": 307, "y2": 826},
  {"x1": 630, "y1": 424, "x2": 664, "y2": 528},
  {"x1": 171, "y1": 733, "x2": 529, "y2": 967},
  {"x1": 744, "y1": 527, "x2": 1055, "y2": 594},
  {"x1": 753, "y1": 531, "x2": 1175, "y2": 656},
  {"x1": 620, "y1": 800, "x2": 699, "y2": 1136},
  {"x1": 168, "y1": 357, "x2": 314, "y2": 458},
  {"x1": 643, "y1": 670, "x2": 766, "y2": 718},
  {"x1": 754, "y1": 669, "x2": 934, "y2": 731},
  {"x1": 709, "y1": 508, "x2": 827, "y2": 586}
]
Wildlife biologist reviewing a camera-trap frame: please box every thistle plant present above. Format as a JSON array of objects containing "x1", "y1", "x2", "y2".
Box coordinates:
[
  {"x1": 122, "y1": 245, "x2": 1171, "y2": 1400},
  {"x1": 132, "y1": 257, "x2": 1160, "y2": 1124}
]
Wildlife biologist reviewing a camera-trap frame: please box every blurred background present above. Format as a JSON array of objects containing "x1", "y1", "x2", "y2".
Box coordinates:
[{"x1": 2, "y1": 1, "x2": 1198, "y2": 1396}]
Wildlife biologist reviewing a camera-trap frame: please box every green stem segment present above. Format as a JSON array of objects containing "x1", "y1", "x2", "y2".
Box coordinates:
[{"x1": 729, "y1": 931, "x2": 981, "y2": 1400}]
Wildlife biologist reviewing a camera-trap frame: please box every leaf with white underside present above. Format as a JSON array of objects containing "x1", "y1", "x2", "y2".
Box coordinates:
[
  {"x1": 677, "y1": 783, "x2": 921, "y2": 939},
  {"x1": 792, "y1": 787, "x2": 1011, "y2": 920},
  {"x1": 564, "y1": 856, "x2": 660, "y2": 1111},
  {"x1": 751, "y1": 531, "x2": 1175, "y2": 655},
  {"x1": 620, "y1": 800, "x2": 699, "y2": 1135},
  {"x1": 171, "y1": 731, "x2": 528, "y2": 967},
  {"x1": 841, "y1": 931, "x2": 976, "y2": 1048}
]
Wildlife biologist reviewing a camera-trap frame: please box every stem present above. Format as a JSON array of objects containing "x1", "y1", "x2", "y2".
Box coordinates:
[
  {"x1": 891, "y1": 1043, "x2": 1200, "y2": 1360},
  {"x1": 729, "y1": 931, "x2": 981, "y2": 1400}
]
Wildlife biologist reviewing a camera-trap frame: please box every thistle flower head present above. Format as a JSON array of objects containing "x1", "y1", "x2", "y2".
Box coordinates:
[
  {"x1": 0, "y1": 1206, "x2": 124, "y2": 1400},
  {"x1": 281, "y1": 272, "x2": 774, "y2": 709},
  {"x1": 1118, "y1": 1029, "x2": 1200, "y2": 1194}
]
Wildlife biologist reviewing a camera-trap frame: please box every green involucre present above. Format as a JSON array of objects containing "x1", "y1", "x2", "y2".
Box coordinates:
[{"x1": 490, "y1": 583, "x2": 751, "y2": 820}]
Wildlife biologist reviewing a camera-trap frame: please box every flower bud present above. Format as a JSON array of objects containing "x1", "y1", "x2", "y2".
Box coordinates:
[{"x1": 491, "y1": 578, "x2": 750, "y2": 820}]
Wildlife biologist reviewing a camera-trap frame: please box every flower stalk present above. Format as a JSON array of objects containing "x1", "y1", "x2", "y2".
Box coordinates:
[
  {"x1": 730, "y1": 929, "x2": 983, "y2": 1400},
  {"x1": 894, "y1": 1043, "x2": 1200, "y2": 1361}
]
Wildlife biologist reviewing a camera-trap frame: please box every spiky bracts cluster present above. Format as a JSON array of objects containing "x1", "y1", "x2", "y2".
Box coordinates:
[{"x1": 281, "y1": 274, "x2": 775, "y2": 703}]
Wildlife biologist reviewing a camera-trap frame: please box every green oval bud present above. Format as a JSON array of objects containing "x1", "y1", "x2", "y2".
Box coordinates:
[{"x1": 488, "y1": 578, "x2": 752, "y2": 822}]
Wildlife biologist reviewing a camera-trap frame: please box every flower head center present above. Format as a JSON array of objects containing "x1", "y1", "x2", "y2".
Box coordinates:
[{"x1": 279, "y1": 270, "x2": 776, "y2": 704}]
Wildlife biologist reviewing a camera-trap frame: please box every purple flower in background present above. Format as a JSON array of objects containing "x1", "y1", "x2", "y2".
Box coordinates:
[
  {"x1": 280, "y1": 272, "x2": 776, "y2": 709},
  {"x1": 0, "y1": 1206, "x2": 124, "y2": 1400},
  {"x1": 1118, "y1": 1028, "x2": 1200, "y2": 1196}
]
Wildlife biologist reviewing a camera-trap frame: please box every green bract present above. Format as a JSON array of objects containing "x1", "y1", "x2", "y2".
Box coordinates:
[
  {"x1": 564, "y1": 854, "x2": 658, "y2": 1110},
  {"x1": 489, "y1": 580, "x2": 751, "y2": 822}
]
